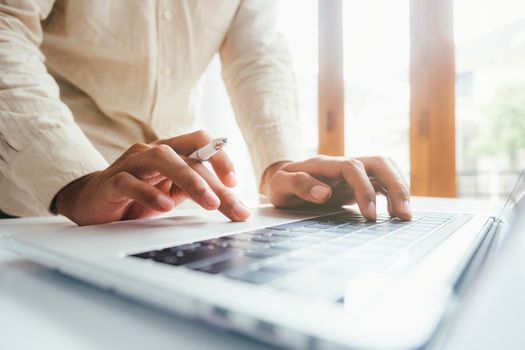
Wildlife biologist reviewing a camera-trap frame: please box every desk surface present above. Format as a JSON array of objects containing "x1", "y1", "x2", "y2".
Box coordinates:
[{"x1": 0, "y1": 198, "x2": 503, "y2": 350}]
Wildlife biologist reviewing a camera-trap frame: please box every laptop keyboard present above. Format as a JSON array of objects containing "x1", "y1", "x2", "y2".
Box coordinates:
[{"x1": 130, "y1": 211, "x2": 459, "y2": 298}]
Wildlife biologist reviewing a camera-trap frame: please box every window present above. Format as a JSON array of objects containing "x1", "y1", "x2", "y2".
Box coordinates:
[
  {"x1": 277, "y1": 0, "x2": 319, "y2": 156},
  {"x1": 200, "y1": 0, "x2": 525, "y2": 204},
  {"x1": 455, "y1": 0, "x2": 525, "y2": 199},
  {"x1": 343, "y1": 0, "x2": 410, "y2": 177}
]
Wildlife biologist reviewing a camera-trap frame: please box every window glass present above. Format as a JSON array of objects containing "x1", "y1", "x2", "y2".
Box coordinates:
[
  {"x1": 343, "y1": 0, "x2": 411, "y2": 179},
  {"x1": 277, "y1": 0, "x2": 319, "y2": 156},
  {"x1": 455, "y1": 0, "x2": 525, "y2": 199}
]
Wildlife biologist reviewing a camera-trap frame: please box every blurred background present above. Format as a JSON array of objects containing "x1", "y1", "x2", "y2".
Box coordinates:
[{"x1": 197, "y1": 0, "x2": 525, "y2": 206}]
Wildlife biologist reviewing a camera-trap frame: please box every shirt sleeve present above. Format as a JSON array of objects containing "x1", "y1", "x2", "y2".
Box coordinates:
[
  {"x1": 220, "y1": 0, "x2": 304, "y2": 189},
  {"x1": 0, "y1": 1, "x2": 108, "y2": 216}
]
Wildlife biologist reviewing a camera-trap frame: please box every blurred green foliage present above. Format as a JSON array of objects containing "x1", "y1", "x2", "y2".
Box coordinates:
[{"x1": 469, "y1": 84, "x2": 525, "y2": 159}]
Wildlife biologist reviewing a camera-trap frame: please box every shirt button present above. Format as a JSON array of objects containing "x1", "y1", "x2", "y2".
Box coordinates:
[
  {"x1": 163, "y1": 11, "x2": 173, "y2": 21},
  {"x1": 162, "y1": 67, "x2": 172, "y2": 76}
]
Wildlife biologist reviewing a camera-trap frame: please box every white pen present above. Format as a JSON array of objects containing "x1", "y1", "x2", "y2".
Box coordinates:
[{"x1": 189, "y1": 137, "x2": 227, "y2": 162}]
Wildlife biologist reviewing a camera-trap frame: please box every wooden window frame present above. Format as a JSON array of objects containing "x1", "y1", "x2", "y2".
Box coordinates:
[
  {"x1": 317, "y1": 0, "x2": 456, "y2": 197},
  {"x1": 318, "y1": 0, "x2": 344, "y2": 156}
]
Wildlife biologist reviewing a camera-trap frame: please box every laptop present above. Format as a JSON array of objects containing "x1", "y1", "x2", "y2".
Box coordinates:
[{"x1": 2, "y1": 170, "x2": 524, "y2": 349}]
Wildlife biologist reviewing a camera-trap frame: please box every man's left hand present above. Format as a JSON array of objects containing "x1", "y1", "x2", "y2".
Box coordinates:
[{"x1": 262, "y1": 156, "x2": 412, "y2": 221}]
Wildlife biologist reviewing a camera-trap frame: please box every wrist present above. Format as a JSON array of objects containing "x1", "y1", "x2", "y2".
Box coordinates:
[{"x1": 54, "y1": 172, "x2": 99, "y2": 217}]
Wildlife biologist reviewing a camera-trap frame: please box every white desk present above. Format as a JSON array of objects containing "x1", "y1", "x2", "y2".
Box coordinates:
[
  {"x1": 0, "y1": 198, "x2": 503, "y2": 350},
  {"x1": 0, "y1": 216, "x2": 271, "y2": 350}
]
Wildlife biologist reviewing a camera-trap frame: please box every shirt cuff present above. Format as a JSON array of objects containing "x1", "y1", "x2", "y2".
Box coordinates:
[
  {"x1": 8, "y1": 125, "x2": 108, "y2": 216},
  {"x1": 244, "y1": 121, "x2": 305, "y2": 191}
]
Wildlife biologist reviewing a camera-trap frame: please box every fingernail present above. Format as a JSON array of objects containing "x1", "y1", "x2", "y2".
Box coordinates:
[
  {"x1": 367, "y1": 201, "x2": 377, "y2": 220},
  {"x1": 203, "y1": 189, "x2": 220, "y2": 208},
  {"x1": 224, "y1": 171, "x2": 237, "y2": 187},
  {"x1": 310, "y1": 185, "x2": 330, "y2": 201},
  {"x1": 232, "y1": 202, "x2": 250, "y2": 219},
  {"x1": 157, "y1": 195, "x2": 173, "y2": 210},
  {"x1": 402, "y1": 200, "x2": 411, "y2": 214}
]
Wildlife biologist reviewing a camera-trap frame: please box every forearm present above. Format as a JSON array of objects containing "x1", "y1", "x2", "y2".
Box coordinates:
[{"x1": 0, "y1": 2, "x2": 108, "y2": 215}]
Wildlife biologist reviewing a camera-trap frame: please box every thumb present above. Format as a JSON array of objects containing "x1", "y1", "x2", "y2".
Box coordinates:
[{"x1": 268, "y1": 171, "x2": 332, "y2": 207}]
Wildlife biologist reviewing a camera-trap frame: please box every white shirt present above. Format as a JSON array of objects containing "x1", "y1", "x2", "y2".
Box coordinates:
[{"x1": 0, "y1": 0, "x2": 303, "y2": 216}]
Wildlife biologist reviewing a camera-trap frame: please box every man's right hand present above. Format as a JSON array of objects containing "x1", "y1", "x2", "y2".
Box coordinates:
[{"x1": 55, "y1": 131, "x2": 250, "y2": 226}]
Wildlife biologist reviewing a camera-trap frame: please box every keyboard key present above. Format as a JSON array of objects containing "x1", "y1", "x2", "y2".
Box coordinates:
[
  {"x1": 364, "y1": 242, "x2": 406, "y2": 254},
  {"x1": 230, "y1": 233, "x2": 254, "y2": 241},
  {"x1": 233, "y1": 270, "x2": 284, "y2": 284},
  {"x1": 339, "y1": 222, "x2": 368, "y2": 227},
  {"x1": 271, "y1": 231, "x2": 307, "y2": 238},
  {"x1": 292, "y1": 236, "x2": 327, "y2": 244},
  {"x1": 398, "y1": 229, "x2": 429, "y2": 236},
  {"x1": 420, "y1": 218, "x2": 448, "y2": 224},
  {"x1": 432, "y1": 213, "x2": 456, "y2": 219},
  {"x1": 196, "y1": 256, "x2": 258, "y2": 275},
  {"x1": 271, "y1": 241, "x2": 312, "y2": 251},
  {"x1": 275, "y1": 258, "x2": 315, "y2": 271},
  {"x1": 410, "y1": 224, "x2": 440, "y2": 230},
  {"x1": 226, "y1": 239, "x2": 267, "y2": 250},
  {"x1": 304, "y1": 223, "x2": 340, "y2": 229},
  {"x1": 384, "y1": 221, "x2": 411, "y2": 227},
  {"x1": 252, "y1": 235, "x2": 289, "y2": 243},
  {"x1": 383, "y1": 234, "x2": 418, "y2": 243},
  {"x1": 153, "y1": 246, "x2": 236, "y2": 266},
  {"x1": 290, "y1": 249, "x2": 329, "y2": 262},
  {"x1": 312, "y1": 243, "x2": 350, "y2": 254},
  {"x1": 257, "y1": 265, "x2": 296, "y2": 275},
  {"x1": 337, "y1": 249, "x2": 385, "y2": 263},
  {"x1": 310, "y1": 232, "x2": 340, "y2": 239},
  {"x1": 245, "y1": 247, "x2": 288, "y2": 259},
  {"x1": 355, "y1": 229, "x2": 389, "y2": 236},
  {"x1": 185, "y1": 250, "x2": 241, "y2": 269},
  {"x1": 365, "y1": 225, "x2": 396, "y2": 231},
  {"x1": 325, "y1": 227, "x2": 363, "y2": 234},
  {"x1": 337, "y1": 236, "x2": 374, "y2": 246},
  {"x1": 290, "y1": 227, "x2": 323, "y2": 233},
  {"x1": 197, "y1": 238, "x2": 232, "y2": 248}
]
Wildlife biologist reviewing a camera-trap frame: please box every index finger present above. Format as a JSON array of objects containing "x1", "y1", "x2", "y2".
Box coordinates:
[{"x1": 156, "y1": 130, "x2": 236, "y2": 187}]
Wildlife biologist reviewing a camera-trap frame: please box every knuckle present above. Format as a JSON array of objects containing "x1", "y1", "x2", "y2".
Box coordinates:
[
  {"x1": 112, "y1": 172, "x2": 130, "y2": 187},
  {"x1": 363, "y1": 191, "x2": 376, "y2": 203},
  {"x1": 151, "y1": 144, "x2": 174, "y2": 159},
  {"x1": 292, "y1": 172, "x2": 309, "y2": 186},
  {"x1": 192, "y1": 129, "x2": 211, "y2": 142},
  {"x1": 374, "y1": 155, "x2": 390, "y2": 164},
  {"x1": 184, "y1": 174, "x2": 204, "y2": 192},
  {"x1": 216, "y1": 187, "x2": 235, "y2": 202},
  {"x1": 187, "y1": 158, "x2": 202, "y2": 169},
  {"x1": 221, "y1": 157, "x2": 234, "y2": 170},
  {"x1": 127, "y1": 142, "x2": 150, "y2": 155},
  {"x1": 346, "y1": 158, "x2": 364, "y2": 170},
  {"x1": 314, "y1": 155, "x2": 329, "y2": 162},
  {"x1": 398, "y1": 182, "x2": 410, "y2": 194},
  {"x1": 391, "y1": 182, "x2": 410, "y2": 196}
]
